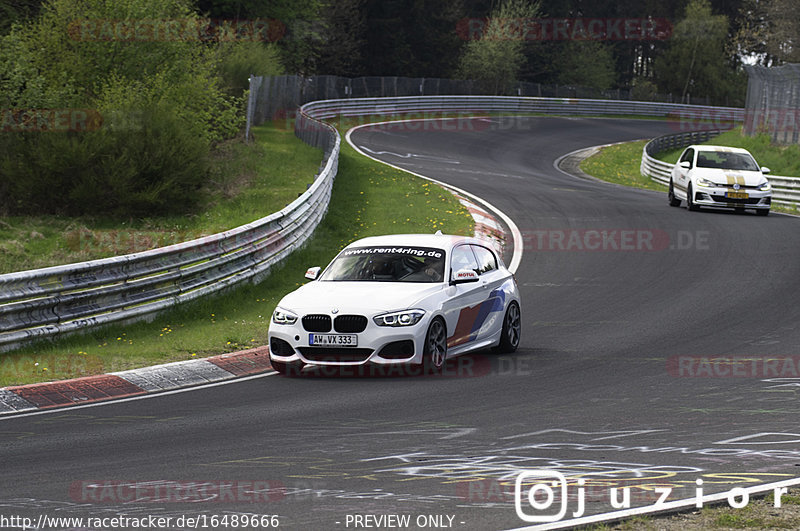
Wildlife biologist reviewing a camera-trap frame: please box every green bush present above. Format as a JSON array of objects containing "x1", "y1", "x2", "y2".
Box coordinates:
[
  {"x1": 216, "y1": 42, "x2": 284, "y2": 97},
  {"x1": 0, "y1": 105, "x2": 208, "y2": 217},
  {"x1": 0, "y1": 0, "x2": 243, "y2": 217}
]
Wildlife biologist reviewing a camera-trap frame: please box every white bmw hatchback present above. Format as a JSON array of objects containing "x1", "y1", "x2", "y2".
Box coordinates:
[
  {"x1": 669, "y1": 145, "x2": 772, "y2": 215},
  {"x1": 268, "y1": 233, "x2": 521, "y2": 376}
]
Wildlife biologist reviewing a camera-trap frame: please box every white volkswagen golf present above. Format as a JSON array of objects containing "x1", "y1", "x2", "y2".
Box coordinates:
[
  {"x1": 669, "y1": 145, "x2": 772, "y2": 215},
  {"x1": 268, "y1": 233, "x2": 521, "y2": 376}
]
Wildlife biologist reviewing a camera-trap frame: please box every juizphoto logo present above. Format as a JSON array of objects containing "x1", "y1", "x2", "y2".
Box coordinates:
[
  {"x1": 514, "y1": 469, "x2": 799, "y2": 523},
  {"x1": 515, "y1": 470, "x2": 570, "y2": 523}
]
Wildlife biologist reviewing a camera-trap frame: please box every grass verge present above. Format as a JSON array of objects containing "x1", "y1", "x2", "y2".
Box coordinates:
[
  {"x1": 588, "y1": 488, "x2": 800, "y2": 530},
  {"x1": 0, "y1": 124, "x2": 322, "y2": 274},
  {"x1": 0, "y1": 121, "x2": 472, "y2": 387},
  {"x1": 579, "y1": 140, "x2": 665, "y2": 192}
]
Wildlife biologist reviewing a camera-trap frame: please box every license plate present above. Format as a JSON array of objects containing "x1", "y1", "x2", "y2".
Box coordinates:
[
  {"x1": 309, "y1": 334, "x2": 358, "y2": 347},
  {"x1": 726, "y1": 192, "x2": 749, "y2": 199}
]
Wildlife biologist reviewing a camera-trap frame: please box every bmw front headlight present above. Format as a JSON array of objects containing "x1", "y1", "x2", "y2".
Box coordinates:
[
  {"x1": 272, "y1": 307, "x2": 298, "y2": 325},
  {"x1": 373, "y1": 309, "x2": 426, "y2": 327}
]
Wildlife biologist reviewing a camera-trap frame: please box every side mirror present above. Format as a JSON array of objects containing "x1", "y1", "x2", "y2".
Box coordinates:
[
  {"x1": 761, "y1": 166, "x2": 771, "y2": 174},
  {"x1": 305, "y1": 266, "x2": 321, "y2": 280},
  {"x1": 451, "y1": 268, "x2": 479, "y2": 285},
  {"x1": 679, "y1": 160, "x2": 691, "y2": 170}
]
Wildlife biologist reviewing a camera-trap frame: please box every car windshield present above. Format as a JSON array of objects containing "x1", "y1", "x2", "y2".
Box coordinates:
[
  {"x1": 320, "y1": 246, "x2": 446, "y2": 282},
  {"x1": 696, "y1": 151, "x2": 760, "y2": 171}
]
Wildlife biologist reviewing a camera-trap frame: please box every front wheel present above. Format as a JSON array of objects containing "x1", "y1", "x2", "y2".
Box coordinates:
[
  {"x1": 756, "y1": 208, "x2": 770, "y2": 216},
  {"x1": 495, "y1": 301, "x2": 521, "y2": 353},
  {"x1": 422, "y1": 318, "x2": 447, "y2": 374},
  {"x1": 668, "y1": 180, "x2": 681, "y2": 207},
  {"x1": 686, "y1": 184, "x2": 699, "y2": 211}
]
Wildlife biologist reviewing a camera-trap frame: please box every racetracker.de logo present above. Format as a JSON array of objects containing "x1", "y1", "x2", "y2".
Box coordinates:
[
  {"x1": 67, "y1": 18, "x2": 285, "y2": 42},
  {"x1": 667, "y1": 355, "x2": 800, "y2": 378},
  {"x1": 668, "y1": 108, "x2": 800, "y2": 134},
  {"x1": 1, "y1": 109, "x2": 103, "y2": 133},
  {"x1": 456, "y1": 478, "x2": 678, "y2": 504},
  {"x1": 0, "y1": 353, "x2": 104, "y2": 380},
  {"x1": 65, "y1": 228, "x2": 211, "y2": 255},
  {"x1": 277, "y1": 109, "x2": 513, "y2": 134},
  {"x1": 456, "y1": 17, "x2": 673, "y2": 41},
  {"x1": 287, "y1": 355, "x2": 492, "y2": 378},
  {"x1": 521, "y1": 230, "x2": 710, "y2": 252},
  {"x1": 70, "y1": 480, "x2": 285, "y2": 503}
]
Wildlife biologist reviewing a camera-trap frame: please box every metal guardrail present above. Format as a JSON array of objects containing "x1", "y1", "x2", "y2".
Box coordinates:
[
  {"x1": 640, "y1": 130, "x2": 725, "y2": 186},
  {"x1": 0, "y1": 95, "x2": 767, "y2": 353},
  {"x1": 295, "y1": 95, "x2": 745, "y2": 122},
  {"x1": 640, "y1": 131, "x2": 800, "y2": 207},
  {"x1": 0, "y1": 107, "x2": 340, "y2": 353}
]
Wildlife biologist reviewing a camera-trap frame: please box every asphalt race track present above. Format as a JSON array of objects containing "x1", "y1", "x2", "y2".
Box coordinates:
[{"x1": 3, "y1": 117, "x2": 800, "y2": 530}]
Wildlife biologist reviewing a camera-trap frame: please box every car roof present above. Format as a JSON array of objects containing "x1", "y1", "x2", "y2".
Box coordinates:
[
  {"x1": 686, "y1": 145, "x2": 752, "y2": 155},
  {"x1": 344, "y1": 233, "x2": 490, "y2": 252}
]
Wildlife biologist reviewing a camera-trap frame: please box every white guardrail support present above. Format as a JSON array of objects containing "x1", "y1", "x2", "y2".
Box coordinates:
[
  {"x1": 1, "y1": 95, "x2": 796, "y2": 353},
  {"x1": 640, "y1": 131, "x2": 800, "y2": 207}
]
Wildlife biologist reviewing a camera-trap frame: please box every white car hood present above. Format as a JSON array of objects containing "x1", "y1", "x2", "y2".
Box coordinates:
[
  {"x1": 692, "y1": 168, "x2": 766, "y2": 186},
  {"x1": 277, "y1": 281, "x2": 444, "y2": 314}
]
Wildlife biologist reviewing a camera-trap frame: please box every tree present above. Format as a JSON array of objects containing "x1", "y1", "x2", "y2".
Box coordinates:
[
  {"x1": 556, "y1": 41, "x2": 616, "y2": 91},
  {"x1": 196, "y1": 0, "x2": 322, "y2": 75},
  {"x1": 0, "y1": 0, "x2": 41, "y2": 35},
  {"x1": 766, "y1": 0, "x2": 800, "y2": 62},
  {"x1": 734, "y1": 0, "x2": 800, "y2": 65},
  {"x1": 316, "y1": 0, "x2": 367, "y2": 76},
  {"x1": 654, "y1": 0, "x2": 742, "y2": 104},
  {"x1": 457, "y1": 0, "x2": 541, "y2": 94}
]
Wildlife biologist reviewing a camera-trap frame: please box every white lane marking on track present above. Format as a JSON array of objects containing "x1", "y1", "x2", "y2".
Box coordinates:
[
  {"x1": 0, "y1": 371, "x2": 278, "y2": 420},
  {"x1": 445, "y1": 167, "x2": 524, "y2": 179},
  {"x1": 346, "y1": 121, "x2": 524, "y2": 274},
  {"x1": 360, "y1": 146, "x2": 462, "y2": 164}
]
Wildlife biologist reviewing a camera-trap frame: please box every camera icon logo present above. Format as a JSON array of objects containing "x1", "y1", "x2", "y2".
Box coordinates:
[{"x1": 514, "y1": 470, "x2": 569, "y2": 523}]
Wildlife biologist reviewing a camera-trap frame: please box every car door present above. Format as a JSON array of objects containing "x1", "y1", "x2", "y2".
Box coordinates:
[
  {"x1": 469, "y1": 244, "x2": 508, "y2": 343},
  {"x1": 674, "y1": 147, "x2": 694, "y2": 198},
  {"x1": 442, "y1": 244, "x2": 486, "y2": 353}
]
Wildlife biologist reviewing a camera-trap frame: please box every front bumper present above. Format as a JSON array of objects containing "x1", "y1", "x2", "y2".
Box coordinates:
[
  {"x1": 692, "y1": 186, "x2": 772, "y2": 210},
  {"x1": 268, "y1": 319, "x2": 427, "y2": 366}
]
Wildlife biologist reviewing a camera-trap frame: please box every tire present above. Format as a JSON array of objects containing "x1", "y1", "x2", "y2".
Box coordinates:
[
  {"x1": 422, "y1": 318, "x2": 447, "y2": 374},
  {"x1": 495, "y1": 301, "x2": 521, "y2": 353},
  {"x1": 686, "y1": 183, "x2": 699, "y2": 211},
  {"x1": 756, "y1": 208, "x2": 769, "y2": 216},
  {"x1": 271, "y1": 360, "x2": 304, "y2": 377},
  {"x1": 668, "y1": 181, "x2": 681, "y2": 207}
]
